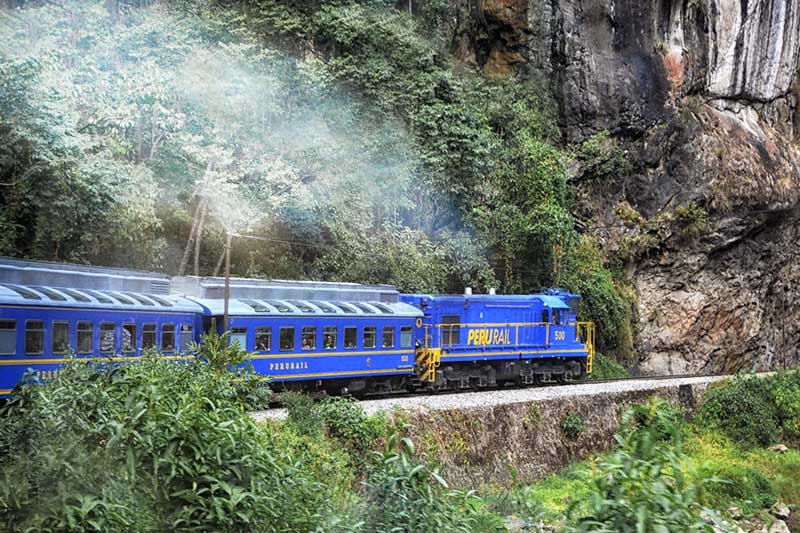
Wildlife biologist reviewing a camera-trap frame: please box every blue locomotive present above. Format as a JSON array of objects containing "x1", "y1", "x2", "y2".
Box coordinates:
[{"x1": 0, "y1": 258, "x2": 594, "y2": 397}]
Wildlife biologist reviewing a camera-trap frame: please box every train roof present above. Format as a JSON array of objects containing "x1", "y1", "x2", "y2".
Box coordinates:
[
  {"x1": 172, "y1": 276, "x2": 400, "y2": 303},
  {"x1": 0, "y1": 256, "x2": 170, "y2": 294},
  {"x1": 403, "y1": 293, "x2": 574, "y2": 308},
  {"x1": 0, "y1": 283, "x2": 204, "y2": 313},
  {"x1": 194, "y1": 298, "x2": 423, "y2": 318}
]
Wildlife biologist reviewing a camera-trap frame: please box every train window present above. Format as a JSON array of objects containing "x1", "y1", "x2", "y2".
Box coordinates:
[
  {"x1": 290, "y1": 301, "x2": 316, "y2": 313},
  {"x1": 279, "y1": 327, "x2": 295, "y2": 351},
  {"x1": 441, "y1": 315, "x2": 461, "y2": 346},
  {"x1": 229, "y1": 327, "x2": 247, "y2": 349},
  {"x1": 370, "y1": 302, "x2": 394, "y2": 314},
  {"x1": 323, "y1": 326, "x2": 337, "y2": 349},
  {"x1": 77, "y1": 322, "x2": 93, "y2": 354},
  {"x1": 180, "y1": 324, "x2": 193, "y2": 351},
  {"x1": 400, "y1": 326, "x2": 412, "y2": 348},
  {"x1": 552, "y1": 310, "x2": 565, "y2": 325},
  {"x1": 104, "y1": 291, "x2": 135, "y2": 305},
  {"x1": 331, "y1": 302, "x2": 357, "y2": 314},
  {"x1": 255, "y1": 327, "x2": 272, "y2": 351},
  {"x1": 568, "y1": 297, "x2": 580, "y2": 315},
  {"x1": 80, "y1": 289, "x2": 114, "y2": 304},
  {"x1": 30, "y1": 286, "x2": 67, "y2": 301},
  {"x1": 146, "y1": 294, "x2": 173, "y2": 307},
  {"x1": 353, "y1": 303, "x2": 375, "y2": 314},
  {"x1": 243, "y1": 300, "x2": 270, "y2": 313},
  {"x1": 301, "y1": 327, "x2": 316, "y2": 350},
  {"x1": 344, "y1": 327, "x2": 357, "y2": 349},
  {"x1": 122, "y1": 324, "x2": 136, "y2": 353},
  {"x1": 312, "y1": 301, "x2": 337, "y2": 313},
  {"x1": 541, "y1": 310, "x2": 549, "y2": 323},
  {"x1": 364, "y1": 327, "x2": 376, "y2": 348},
  {"x1": 52, "y1": 321, "x2": 70, "y2": 354},
  {"x1": 2, "y1": 284, "x2": 41, "y2": 300},
  {"x1": 123, "y1": 292, "x2": 155, "y2": 306},
  {"x1": 265, "y1": 300, "x2": 294, "y2": 313},
  {"x1": 382, "y1": 326, "x2": 395, "y2": 348},
  {"x1": 142, "y1": 324, "x2": 157, "y2": 350},
  {"x1": 25, "y1": 320, "x2": 44, "y2": 355},
  {"x1": 59, "y1": 288, "x2": 91, "y2": 303},
  {"x1": 0, "y1": 320, "x2": 16, "y2": 355},
  {"x1": 100, "y1": 323, "x2": 116, "y2": 354},
  {"x1": 162, "y1": 324, "x2": 176, "y2": 352}
]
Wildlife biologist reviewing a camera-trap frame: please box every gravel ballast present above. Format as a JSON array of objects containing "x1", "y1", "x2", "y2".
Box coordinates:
[{"x1": 252, "y1": 374, "x2": 734, "y2": 421}]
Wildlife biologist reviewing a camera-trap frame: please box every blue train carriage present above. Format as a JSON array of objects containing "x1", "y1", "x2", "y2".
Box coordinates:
[
  {"x1": 0, "y1": 283, "x2": 205, "y2": 398},
  {"x1": 400, "y1": 289, "x2": 595, "y2": 389},
  {"x1": 196, "y1": 297, "x2": 423, "y2": 395}
]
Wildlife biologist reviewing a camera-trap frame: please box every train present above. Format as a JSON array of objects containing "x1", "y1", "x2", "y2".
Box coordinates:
[{"x1": 0, "y1": 257, "x2": 595, "y2": 398}]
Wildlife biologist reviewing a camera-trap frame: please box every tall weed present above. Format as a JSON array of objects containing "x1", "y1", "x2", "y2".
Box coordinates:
[{"x1": 565, "y1": 398, "x2": 714, "y2": 532}]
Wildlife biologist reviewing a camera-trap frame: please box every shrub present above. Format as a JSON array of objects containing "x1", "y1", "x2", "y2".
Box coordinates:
[
  {"x1": 767, "y1": 371, "x2": 800, "y2": 439},
  {"x1": 360, "y1": 431, "x2": 489, "y2": 532},
  {"x1": 591, "y1": 353, "x2": 630, "y2": 379},
  {"x1": 0, "y1": 343, "x2": 331, "y2": 532},
  {"x1": 561, "y1": 413, "x2": 585, "y2": 441},
  {"x1": 697, "y1": 375, "x2": 781, "y2": 447},
  {"x1": 284, "y1": 394, "x2": 385, "y2": 468},
  {"x1": 625, "y1": 397, "x2": 684, "y2": 444},
  {"x1": 565, "y1": 398, "x2": 712, "y2": 532},
  {"x1": 700, "y1": 464, "x2": 776, "y2": 514}
]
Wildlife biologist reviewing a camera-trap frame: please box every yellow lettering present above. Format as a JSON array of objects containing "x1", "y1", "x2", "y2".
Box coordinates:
[{"x1": 467, "y1": 330, "x2": 475, "y2": 345}]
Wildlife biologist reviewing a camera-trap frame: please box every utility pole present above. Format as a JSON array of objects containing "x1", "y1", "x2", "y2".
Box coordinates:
[{"x1": 223, "y1": 232, "x2": 232, "y2": 332}]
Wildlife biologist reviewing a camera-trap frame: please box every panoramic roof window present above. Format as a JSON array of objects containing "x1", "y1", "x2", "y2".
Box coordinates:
[
  {"x1": 288, "y1": 300, "x2": 316, "y2": 313},
  {"x1": 123, "y1": 292, "x2": 155, "y2": 306},
  {"x1": 330, "y1": 302, "x2": 357, "y2": 314},
  {"x1": 58, "y1": 288, "x2": 91, "y2": 302},
  {"x1": 242, "y1": 299, "x2": 271, "y2": 312},
  {"x1": 369, "y1": 302, "x2": 394, "y2": 314},
  {"x1": 352, "y1": 302, "x2": 375, "y2": 314},
  {"x1": 310, "y1": 301, "x2": 337, "y2": 313},
  {"x1": 80, "y1": 289, "x2": 114, "y2": 304},
  {"x1": 2, "y1": 284, "x2": 42, "y2": 300},
  {"x1": 103, "y1": 291, "x2": 135, "y2": 305},
  {"x1": 264, "y1": 300, "x2": 294, "y2": 313},
  {"x1": 30, "y1": 286, "x2": 67, "y2": 301},
  {"x1": 146, "y1": 294, "x2": 173, "y2": 307}
]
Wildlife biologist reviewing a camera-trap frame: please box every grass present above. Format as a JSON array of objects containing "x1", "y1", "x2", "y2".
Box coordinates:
[
  {"x1": 685, "y1": 429, "x2": 800, "y2": 511},
  {"x1": 481, "y1": 429, "x2": 800, "y2": 524}
]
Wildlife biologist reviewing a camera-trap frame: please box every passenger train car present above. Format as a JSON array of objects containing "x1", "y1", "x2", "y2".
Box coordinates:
[{"x1": 0, "y1": 258, "x2": 594, "y2": 398}]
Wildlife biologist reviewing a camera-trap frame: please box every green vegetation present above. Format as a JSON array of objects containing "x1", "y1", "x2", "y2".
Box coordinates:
[
  {"x1": 565, "y1": 399, "x2": 710, "y2": 532},
  {"x1": 2, "y1": 344, "x2": 798, "y2": 531},
  {"x1": 0, "y1": 338, "x2": 498, "y2": 531},
  {"x1": 697, "y1": 371, "x2": 800, "y2": 447},
  {"x1": 0, "y1": 0, "x2": 630, "y2": 356},
  {"x1": 486, "y1": 383, "x2": 800, "y2": 529},
  {"x1": 591, "y1": 352, "x2": 631, "y2": 379},
  {"x1": 560, "y1": 413, "x2": 586, "y2": 441}
]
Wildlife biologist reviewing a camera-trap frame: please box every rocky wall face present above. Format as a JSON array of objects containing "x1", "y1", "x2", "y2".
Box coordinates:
[
  {"x1": 448, "y1": 0, "x2": 800, "y2": 373},
  {"x1": 400, "y1": 383, "x2": 707, "y2": 487}
]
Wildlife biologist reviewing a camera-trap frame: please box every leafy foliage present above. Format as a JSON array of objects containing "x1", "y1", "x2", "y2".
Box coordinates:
[
  {"x1": 561, "y1": 413, "x2": 586, "y2": 441},
  {"x1": 0, "y1": 351, "x2": 334, "y2": 532},
  {"x1": 591, "y1": 353, "x2": 630, "y2": 379},
  {"x1": 697, "y1": 374, "x2": 782, "y2": 448},
  {"x1": 565, "y1": 398, "x2": 712, "y2": 532},
  {"x1": 360, "y1": 430, "x2": 491, "y2": 532},
  {"x1": 698, "y1": 371, "x2": 800, "y2": 448}
]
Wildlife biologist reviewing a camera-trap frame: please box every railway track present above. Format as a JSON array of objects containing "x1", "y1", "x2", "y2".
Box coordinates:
[{"x1": 254, "y1": 372, "x2": 738, "y2": 419}]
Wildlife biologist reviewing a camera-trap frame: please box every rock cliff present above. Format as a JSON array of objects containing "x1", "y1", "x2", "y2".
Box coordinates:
[{"x1": 448, "y1": 0, "x2": 800, "y2": 373}]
